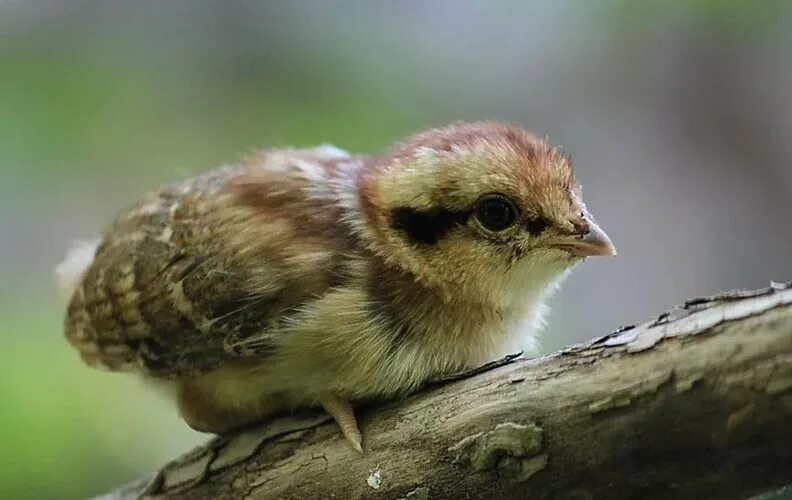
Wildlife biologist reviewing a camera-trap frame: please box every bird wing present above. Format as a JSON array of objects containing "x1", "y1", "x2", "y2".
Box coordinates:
[{"x1": 64, "y1": 149, "x2": 352, "y2": 378}]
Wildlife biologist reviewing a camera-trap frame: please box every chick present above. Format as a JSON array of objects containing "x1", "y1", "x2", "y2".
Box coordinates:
[{"x1": 60, "y1": 121, "x2": 615, "y2": 452}]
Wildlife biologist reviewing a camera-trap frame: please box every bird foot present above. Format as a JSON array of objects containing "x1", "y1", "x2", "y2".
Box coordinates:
[{"x1": 319, "y1": 392, "x2": 363, "y2": 453}]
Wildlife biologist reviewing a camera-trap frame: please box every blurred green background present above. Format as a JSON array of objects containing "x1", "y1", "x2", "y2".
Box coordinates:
[{"x1": 2, "y1": 1, "x2": 792, "y2": 498}]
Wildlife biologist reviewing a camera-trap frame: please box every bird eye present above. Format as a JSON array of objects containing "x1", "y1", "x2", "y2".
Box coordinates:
[{"x1": 475, "y1": 195, "x2": 517, "y2": 231}]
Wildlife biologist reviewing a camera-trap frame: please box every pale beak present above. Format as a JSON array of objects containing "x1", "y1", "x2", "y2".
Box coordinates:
[{"x1": 553, "y1": 219, "x2": 617, "y2": 257}]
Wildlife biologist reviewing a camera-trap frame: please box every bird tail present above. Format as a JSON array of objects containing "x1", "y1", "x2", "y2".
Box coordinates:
[{"x1": 55, "y1": 239, "x2": 100, "y2": 298}]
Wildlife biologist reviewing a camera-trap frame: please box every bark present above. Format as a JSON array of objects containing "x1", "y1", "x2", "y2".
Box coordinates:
[{"x1": 101, "y1": 283, "x2": 792, "y2": 500}]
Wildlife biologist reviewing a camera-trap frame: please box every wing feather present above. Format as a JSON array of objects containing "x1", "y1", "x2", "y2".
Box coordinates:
[{"x1": 64, "y1": 151, "x2": 349, "y2": 377}]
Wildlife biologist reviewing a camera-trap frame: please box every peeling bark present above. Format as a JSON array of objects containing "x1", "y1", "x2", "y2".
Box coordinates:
[{"x1": 100, "y1": 283, "x2": 792, "y2": 500}]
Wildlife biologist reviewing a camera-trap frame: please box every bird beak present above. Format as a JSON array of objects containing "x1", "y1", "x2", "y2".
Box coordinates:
[{"x1": 552, "y1": 219, "x2": 617, "y2": 257}]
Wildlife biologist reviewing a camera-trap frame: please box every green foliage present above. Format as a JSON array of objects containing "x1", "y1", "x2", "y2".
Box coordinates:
[{"x1": 0, "y1": 300, "x2": 200, "y2": 498}]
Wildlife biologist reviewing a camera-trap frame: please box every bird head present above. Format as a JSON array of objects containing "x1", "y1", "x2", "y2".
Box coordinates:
[{"x1": 355, "y1": 121, "x2": 615, "y2": 306}]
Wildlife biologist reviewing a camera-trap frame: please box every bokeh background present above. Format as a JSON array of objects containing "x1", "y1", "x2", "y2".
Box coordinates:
[{"x1": 2, "y1": 1, "x2": 791, "y2": 498}]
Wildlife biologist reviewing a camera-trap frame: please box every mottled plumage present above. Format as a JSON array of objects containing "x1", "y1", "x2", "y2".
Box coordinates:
[{"x1": 61, "y1": 122, "x2": 615, "y2": 451}]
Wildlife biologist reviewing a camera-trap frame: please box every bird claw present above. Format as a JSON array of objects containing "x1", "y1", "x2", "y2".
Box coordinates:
[
  {"x1": 429, "y1": 351, "x2": 524, "y2": 384},
  {"x1": 319, "y1": 392, "x2": 364, "y2": 453}
]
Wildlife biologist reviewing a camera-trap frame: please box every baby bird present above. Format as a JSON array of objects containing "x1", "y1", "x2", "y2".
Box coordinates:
[{"x1": 60, "y1": 122, "x2": 615, "y2": 452}]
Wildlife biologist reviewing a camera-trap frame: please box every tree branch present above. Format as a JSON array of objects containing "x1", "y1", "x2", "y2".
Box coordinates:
[{"x1": 101, "y1": 283, "x2": 792, "y2": 500}]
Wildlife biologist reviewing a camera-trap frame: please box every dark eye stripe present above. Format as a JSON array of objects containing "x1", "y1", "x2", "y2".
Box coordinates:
[
  {"x1": 526, "y1": 217, "x2": 549, "y2": 235},
  {"x1": 391, "y1": 207, "x2": 470, "y2": 245}
]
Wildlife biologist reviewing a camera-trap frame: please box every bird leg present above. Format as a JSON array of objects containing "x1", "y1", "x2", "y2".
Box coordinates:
[{"x1": 319, "y1": 392, "x2": 363, "y2": 453}]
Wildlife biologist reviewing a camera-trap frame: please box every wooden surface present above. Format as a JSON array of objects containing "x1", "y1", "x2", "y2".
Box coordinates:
[{"x1": 101, "y1": 283, "x2": 792, "y2": 500}]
